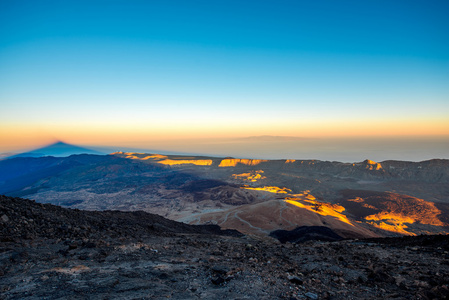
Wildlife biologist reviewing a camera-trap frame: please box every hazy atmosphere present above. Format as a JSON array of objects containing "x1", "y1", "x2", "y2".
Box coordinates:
[{"x1": 1, "y1": 0, "x2": 448, "y2": 161}]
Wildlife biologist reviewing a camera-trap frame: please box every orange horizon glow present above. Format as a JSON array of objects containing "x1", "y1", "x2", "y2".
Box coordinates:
[
  {"x1": 1, "y1": 1, "x2": 448, "y2": 159},
  {"x1": 1, "y1": 114, "x2": 448, "y2": 152},
  {"x1": 1, "y1": 119, "x2": 448, "y2": 156}
]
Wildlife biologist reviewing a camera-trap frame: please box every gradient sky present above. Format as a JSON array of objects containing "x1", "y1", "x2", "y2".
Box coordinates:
[{"x1": 0, "y1": 1, "x2": 448, "y2": 159}]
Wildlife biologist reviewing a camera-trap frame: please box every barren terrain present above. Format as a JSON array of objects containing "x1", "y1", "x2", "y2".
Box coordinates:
[
  {"x1": 1, "y1": 195, "x2": 449, "y2": 299},
  {"x1": 1, "y1": 153, "x2": 448, "y2": 238}
]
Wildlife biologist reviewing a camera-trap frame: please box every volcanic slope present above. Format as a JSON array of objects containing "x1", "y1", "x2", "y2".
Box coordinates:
[
  {"x1": 114, "y1": 152, "x2": 449, "y2": 203},
  {"x1": 115, "y1": 152, "x2": 449, "y2": 237},
  {"x1": 338, "y1": 189, "x2": 449, "y2": 236},
  {"x1": 2, "y1": 195, "x2": 449, "y2": 300},
  {"x1": 1, "y1": 152, "x2": 448, "y2": 238},
  {"x1": 187, "y1": 192, "x2": 379, "y2": 239},
  {"x1": 0, "y1": 154, "x2": 262, "y2": 216},
  {"x1": 191, "y1": 188, "x2": 449, "y2": 238}
]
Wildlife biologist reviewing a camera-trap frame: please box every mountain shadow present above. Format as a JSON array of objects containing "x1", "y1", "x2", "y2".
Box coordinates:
[{"x1": 9, "y1": 141, "x2": 104, "y2": 158}]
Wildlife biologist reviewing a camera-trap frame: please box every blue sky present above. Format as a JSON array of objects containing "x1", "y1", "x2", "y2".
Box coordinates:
[{"x1": 0, "y1": 0, "x2": 448, "y2": 159}]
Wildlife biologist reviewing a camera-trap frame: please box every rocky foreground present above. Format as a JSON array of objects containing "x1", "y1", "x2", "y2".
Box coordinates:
[{"x1": 1, "y1": 195, "x2": 449, "y2": 299}]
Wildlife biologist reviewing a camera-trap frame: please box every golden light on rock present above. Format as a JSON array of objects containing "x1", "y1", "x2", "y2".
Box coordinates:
[
  {"x1": 364, "y1": 210, "x2": 445, "y2": 236},
  {"x1": 367, "y1": 221, "x2": 415, "y2": 236},
  {"x1": 242, "y1": 185, "x2": 292, "y2": 193},
  {"x1": 112, "y1": 152, "x2": 212, "y2": 165},
  {"x1": 285, "y1": 197, "x2": 354, "y2": 226},
  {"x1": 364, "y1": 160, "x2": 383, "y2": 170},
  {"x1": 219, "y1": 158, "x2": 267, "y2": 167},
  {"x1": 156, "y1": 159, "x2": 213, "y2": 166},
  {"x1": 111, "y1": 152, "x2": 168, "y2": 160},
  {"x1": 232, "y1": 170, "x2": 266, "y2": 182},
  {"x1": 365, "y1": 213, "x2": 415, "y2": 224},
  {"x1": 344, "y1": 192, "x2": 447, "y2": 235}
]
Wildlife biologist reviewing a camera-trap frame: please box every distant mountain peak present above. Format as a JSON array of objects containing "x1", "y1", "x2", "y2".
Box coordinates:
[
  {"x1": 46, "y1": 141, "x2": 76, "y2": 147},
  {"x1": 363, "y1": 159, "x2": 377, "y2": 164},
  {"x1": 360, "y1": 159, "x2": 383, "y2": 170}
]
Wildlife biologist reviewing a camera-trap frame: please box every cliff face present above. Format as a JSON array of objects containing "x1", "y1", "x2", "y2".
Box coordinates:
[
  {"x1": 157, "y1": 159, "x2": 213, "y2": 166},
  {"x1": 276, "y1": 158, "x2": 449, "y2": 182},
  {"x1": 381, "y1": 159, "x2": 449, "y2": 182},
  {"x1": 219, "y1": 158, "x2": 268, "y2": 167},
  {"x1": 113, "y1": 152, "x2": 449, "y2": 183}
]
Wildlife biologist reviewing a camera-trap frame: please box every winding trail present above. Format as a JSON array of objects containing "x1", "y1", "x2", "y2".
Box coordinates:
[
  {"x1": 233, "y1": 211, "x2": 269, "y2": 234},
  {"x1": 220, "y1": 211, "x2": 232, "y2": 225}
]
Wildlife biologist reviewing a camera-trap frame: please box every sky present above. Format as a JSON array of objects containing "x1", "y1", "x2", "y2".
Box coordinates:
[{"x1": 1, "y1": 0, "x2": 448, "y2": 161}]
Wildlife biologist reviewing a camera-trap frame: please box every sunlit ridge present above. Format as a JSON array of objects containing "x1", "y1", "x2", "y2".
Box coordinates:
[
  {"x1": 232, "y1": 170, "x2": 266, "y2": 182},
  {"x1": 242, "y1": 185, "x2": 292, "y2": 194},
  {"x1": 285, "y1": 195, "x2": 354, "y2": 226},
  {"x1": 157, "y1": 159, "x2": 213, "y2": 166},
  {"x1": 364, "y1": 211, "x2": 445, "y2": 236},
  {"x1": 219, "y1": 158, "x2": 267, "y2": 167},
  {"x1": 355, "y1": 159, "x2": 383, "y2": 170},
  {"x1": 112, "y1": 152, "x2": 212, "y2": 166}
]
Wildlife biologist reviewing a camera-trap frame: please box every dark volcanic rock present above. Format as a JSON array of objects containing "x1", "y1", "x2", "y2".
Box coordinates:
[
  {"x1": 364, "y1": 234, "x2": 449, "y2": 250},
  {"x1": 0, "y1": 195, "x2": 241, "y2": 243},
  {"x1": 270, "y1": 226, "x2": 343, "y2": 243},
  {"x1": 287, "y1": 275, "x2": 303, "y2": 285},
  {"x1": 1, "y1": 195, "x2": 449, "y2": 300}
]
